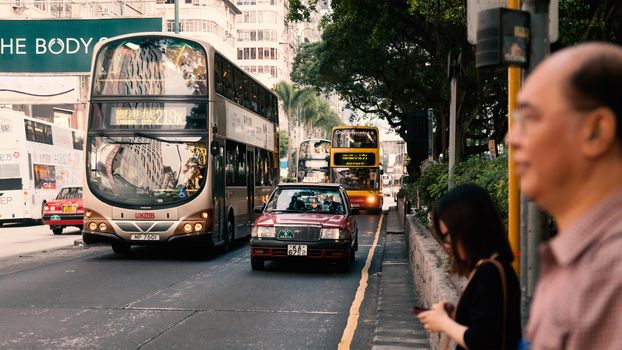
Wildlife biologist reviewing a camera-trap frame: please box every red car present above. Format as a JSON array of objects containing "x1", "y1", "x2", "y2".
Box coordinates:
[
  {"x1": 250, "y1": 183, "x2": 359, "y2": 271},
  {"x1": 42, "y1": 186, "x2": 84, "y2": 235}
]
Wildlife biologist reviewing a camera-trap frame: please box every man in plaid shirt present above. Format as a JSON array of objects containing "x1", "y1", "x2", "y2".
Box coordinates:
[{"x1": 507, "y1": 42, "x2": 622, "y2": 349}]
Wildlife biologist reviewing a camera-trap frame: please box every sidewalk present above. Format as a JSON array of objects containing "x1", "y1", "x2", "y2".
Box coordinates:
[{"x1": 372, "y1": 207, "x2": 430, "y2": 350}]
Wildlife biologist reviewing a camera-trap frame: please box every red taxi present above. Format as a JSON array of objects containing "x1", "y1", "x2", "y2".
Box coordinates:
[
  {"x1": 250, "y1": 183, "x2": 359, "y2": 271},
  {"x1": 42, "y1": 186, "x2": 84, "y2": 235}
]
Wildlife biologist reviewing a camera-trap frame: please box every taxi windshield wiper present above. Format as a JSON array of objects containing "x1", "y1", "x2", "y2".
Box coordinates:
[{"x1": 268, "y1": 209, "x2": 306, "y2": 213}]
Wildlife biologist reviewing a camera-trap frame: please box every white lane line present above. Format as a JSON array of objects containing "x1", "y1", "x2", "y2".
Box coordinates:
[{"x1": 338, "y1": 213, "x2": 384, "y2": 350}]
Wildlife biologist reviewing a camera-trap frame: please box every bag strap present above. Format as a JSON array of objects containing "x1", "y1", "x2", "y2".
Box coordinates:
[{"x1": 486, "y1": 258, "x2": 508, "y2": 349}]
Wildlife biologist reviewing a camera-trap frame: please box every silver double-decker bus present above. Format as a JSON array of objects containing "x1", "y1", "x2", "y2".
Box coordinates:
[{"x1": 82, "y1": 33, "x2": 279, "y2": 254}]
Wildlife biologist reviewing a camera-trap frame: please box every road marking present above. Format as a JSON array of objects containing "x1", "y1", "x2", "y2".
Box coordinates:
[{"x1": 338, "y1": 213, "x2": 384, "y2": 350}]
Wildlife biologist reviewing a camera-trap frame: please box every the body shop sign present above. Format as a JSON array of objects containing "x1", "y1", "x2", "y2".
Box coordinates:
[{"x1": 0, "y1": 18, "x2": 162, "y2": 73}]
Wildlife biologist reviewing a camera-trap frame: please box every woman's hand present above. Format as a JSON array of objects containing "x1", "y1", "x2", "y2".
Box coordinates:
[{"x1": 417, "y1": 302, "x2": 453, "y2": 333}]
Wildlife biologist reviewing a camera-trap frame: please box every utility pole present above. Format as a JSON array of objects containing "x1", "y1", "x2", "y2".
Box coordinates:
[
  {"x1": 174, "y1": 0, "x2": 180, "y2": 34},
  {"x1": 427, "y1": 108, "x2": 434, "y2": 161},
  {"x1": 520, "y1": 0, "x2": 552, "y2": 328},
  {"x1": 448, "y1": 52, "x2": 460, "y2": 189}
]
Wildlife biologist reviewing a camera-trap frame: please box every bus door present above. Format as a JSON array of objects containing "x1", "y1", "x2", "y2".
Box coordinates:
[
  {"x1": 246, "y1": 147, "x2": 255, "y2": 224},
  {"x1": 211, "y1": 138, "x2": 226, "y2": 242}
]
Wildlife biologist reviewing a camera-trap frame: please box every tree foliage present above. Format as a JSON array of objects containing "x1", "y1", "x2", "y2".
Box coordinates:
[{"x1": 289, "y1": 0, "x2": 508, "y2": 177}]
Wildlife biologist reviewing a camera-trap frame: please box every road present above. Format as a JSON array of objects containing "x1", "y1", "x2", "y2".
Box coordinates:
[{"x1": 0, "y1": 211, "x2": 389, "y2": 349}]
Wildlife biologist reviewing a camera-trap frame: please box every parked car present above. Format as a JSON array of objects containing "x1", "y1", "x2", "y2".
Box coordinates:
[
  {"x1": 250, "y1": 183, "x2": 359, "y2": 271},
  {"x1": 42, "y1": 186, "x2": 84, "y2": 235}
]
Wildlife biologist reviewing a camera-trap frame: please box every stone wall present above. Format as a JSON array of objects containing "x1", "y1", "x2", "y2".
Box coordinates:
[{"x1": 404, "y1": 213, "x2": 467, "y2": 350}]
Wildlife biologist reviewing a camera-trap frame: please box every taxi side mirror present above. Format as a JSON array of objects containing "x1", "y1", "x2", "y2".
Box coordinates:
[
  {"x1": 254, "y1": 205, "x2": 265, "y2": 213},
  {"x1": 349, "y1": 208, "x2": 360, "y2": 215}
]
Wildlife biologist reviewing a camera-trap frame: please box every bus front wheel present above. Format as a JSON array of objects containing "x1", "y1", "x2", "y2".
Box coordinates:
[{"x1": 217, "y1": 217, "x2": 234, "y2": 254}]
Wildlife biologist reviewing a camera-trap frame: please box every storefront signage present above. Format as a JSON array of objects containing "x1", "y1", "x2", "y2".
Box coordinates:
[
  {"x1": 333, "y1": 152, "x2": 376, "y2": 167},
  {"x1": 0, "y1": 18, "x2": 162, "y2": 73}
]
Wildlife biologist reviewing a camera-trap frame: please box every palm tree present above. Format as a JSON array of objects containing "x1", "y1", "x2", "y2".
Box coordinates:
[{"x1": 273, "y1": 81, "x2": 315, "y2": 178}]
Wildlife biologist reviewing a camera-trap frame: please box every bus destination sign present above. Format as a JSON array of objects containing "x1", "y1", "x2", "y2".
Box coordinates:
[
  {"x1": 333, "y1": 152, "x2": 376, "y2": 166},
  {"x1": 110, "y1": 107, "x2": 186, "y2": 127}
]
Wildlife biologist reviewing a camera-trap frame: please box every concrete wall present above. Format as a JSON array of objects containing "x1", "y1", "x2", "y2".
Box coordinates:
[{"x1": 403, "y1": 209, "x2": 467, "y2": 349}]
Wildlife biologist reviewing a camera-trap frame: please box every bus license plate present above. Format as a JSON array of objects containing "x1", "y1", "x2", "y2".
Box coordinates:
[
  {"x1": 130, "y1": 234, "x2": 160, "y2": 241},
  {"x1": 287, "y1": 244, "x2": 307, "y2": 256}
]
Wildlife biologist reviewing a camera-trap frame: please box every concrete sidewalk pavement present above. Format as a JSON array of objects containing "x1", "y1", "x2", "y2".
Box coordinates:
[{"x1": 371, "y1": 207, "x2": 430, "y2": 350}]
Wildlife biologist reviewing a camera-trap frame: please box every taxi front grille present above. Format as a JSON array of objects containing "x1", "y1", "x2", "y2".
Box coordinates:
[{"x1": 274, "y1": 225, "x2": 321, "y2": 241}]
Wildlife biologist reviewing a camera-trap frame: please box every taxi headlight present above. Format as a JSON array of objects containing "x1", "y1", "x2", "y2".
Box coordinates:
[
  {"x1": 251, "y1": 226, "x2": 275, "y2": 238},
  {"x1": 321, "y1": 228, "x2": 342, "y2": 239},
  {"x1": 367, "y1": 196, "x2": 376, "y2": 203}
]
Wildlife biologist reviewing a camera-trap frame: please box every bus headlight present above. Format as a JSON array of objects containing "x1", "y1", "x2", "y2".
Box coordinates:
[
  {"x1": 251, "y1": 226, "x2": 275, "y2": 238},
  {"x1": 321, "y1": 228, "x2": 341, "y2": 239},
  {"x1": 88, "y1": 222, "x2": 97, "y2": 231},
  {"x1": 98, "y1": 223, "x2": 107, "y2": 231},
  {"x1": 194, "y1": 223, "x2": 203, "y2": 232},
  {"x1": 183, "y1": 223, "x2": 193, "y2": 233},
  {"x1": 85, "y1": 210, "x2": 93, "y2": 218},
  {"x1": 200, "y1": 211, "x2": 208, "y2": 219}
]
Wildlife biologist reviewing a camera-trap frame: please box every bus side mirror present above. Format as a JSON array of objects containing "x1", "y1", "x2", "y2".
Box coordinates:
[{"x1": 210, "y1": 141, "x2": 220, "y2": 156}]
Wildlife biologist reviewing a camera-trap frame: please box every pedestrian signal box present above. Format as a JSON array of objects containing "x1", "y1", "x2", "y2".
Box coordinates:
[{"x1": 476, "y1": 8, "x2": 530, "y2": 68}]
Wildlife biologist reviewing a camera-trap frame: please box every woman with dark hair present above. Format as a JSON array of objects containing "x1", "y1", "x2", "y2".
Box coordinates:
[{"x1": 418, "y1": 183, "x2": 521, "y2": 350}]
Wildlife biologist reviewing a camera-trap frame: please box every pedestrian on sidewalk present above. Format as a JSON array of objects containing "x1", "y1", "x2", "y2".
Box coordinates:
[
  {"x1": 418, "y1": 184, "x2": 521, "y2": 350},
  {"x1": 507, "y1": 42, "x2": 622, "y2": 349}
]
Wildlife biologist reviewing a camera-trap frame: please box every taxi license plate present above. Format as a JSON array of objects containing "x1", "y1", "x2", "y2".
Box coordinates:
[
  {"x1": 130, "y1": 234, "x2": 160, "y2": 241},
  {"x1": 62, "y1": 205, "x2": 76, "y2": 213},
  {"x1": 287, "y1": 244, "x2": 307, "y2": 256}
]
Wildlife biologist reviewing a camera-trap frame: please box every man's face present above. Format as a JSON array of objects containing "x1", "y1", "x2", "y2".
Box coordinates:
[{"x1": 507, "y1": 58, "x2": 584, "y2": 208}]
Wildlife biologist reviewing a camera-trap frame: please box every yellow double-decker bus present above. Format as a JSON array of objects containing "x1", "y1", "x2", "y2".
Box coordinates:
[{"x1": 329, "y1": 126, "x2": 382, "y2": 214}]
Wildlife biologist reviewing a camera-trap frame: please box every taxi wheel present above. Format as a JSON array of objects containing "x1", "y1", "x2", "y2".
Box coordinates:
[
  {"x1": 52, "y1": 227, "x2": 63, "y2": 235},
  {"x1": 112, "y1": 243, "x2": 130, "y2": 254},
  {"x1": 340, "y1": 248, "x2": 353, "y2": 272},
  {"x1": 251, "y1": 256, "x2": 265, "y2": 270}
]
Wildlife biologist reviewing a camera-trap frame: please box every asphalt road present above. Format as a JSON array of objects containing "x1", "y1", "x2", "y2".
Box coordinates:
[{"x1": 0, "y1": 213, "x2": 386, "y2": 350}]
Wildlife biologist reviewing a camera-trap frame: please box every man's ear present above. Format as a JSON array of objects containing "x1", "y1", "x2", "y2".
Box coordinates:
[{"x1": 581, "y1": 107, "x2": 618, "y2": 158}]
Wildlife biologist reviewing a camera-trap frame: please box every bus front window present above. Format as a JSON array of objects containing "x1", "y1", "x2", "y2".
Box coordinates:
[
  {"x1": 86, "y1": 135, "x2": 207, "y2": 206},
  {"x1": 331, "y1": 167, "x2": 379, "y2": 190}
]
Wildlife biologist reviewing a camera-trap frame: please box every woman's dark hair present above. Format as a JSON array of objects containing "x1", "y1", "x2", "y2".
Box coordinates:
[{"x1": 432, "y1": 183, "x2": 513, "y2": 276}]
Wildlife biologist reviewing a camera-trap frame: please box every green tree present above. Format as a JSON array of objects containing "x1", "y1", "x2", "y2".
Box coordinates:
[
  {"x1": 273, "y1": 81, "x2": 315, "y2": 177},
  {"x1": 289, "y1": 0, "x2": 508, "y2": 176},
  {"x1": 278, "y1": 130, "x2": 289, "y2": 159}
]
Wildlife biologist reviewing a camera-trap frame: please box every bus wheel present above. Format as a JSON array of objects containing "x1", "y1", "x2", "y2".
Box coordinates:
[
  {"x1": 217, "y1": 217, "x2": 234, "y2": 254},
  {"x1": 112, "y1": 243, "x2": 130, "y2": 254},
  {"x1": 251, "y1": 256, "x2": 264, "y2": 270},
  {"x1": 52, "y1": 227, "x2": 63, "y2": 235}
]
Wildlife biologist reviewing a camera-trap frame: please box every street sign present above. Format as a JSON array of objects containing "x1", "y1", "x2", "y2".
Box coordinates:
[{"x1": 0, "y1": 18, "x2": 162, "y2": 74}]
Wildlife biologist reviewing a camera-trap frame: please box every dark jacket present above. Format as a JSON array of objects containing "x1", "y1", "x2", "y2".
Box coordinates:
[{"x1": 455, "y1": 259, "x2": 522, "y2": 350}]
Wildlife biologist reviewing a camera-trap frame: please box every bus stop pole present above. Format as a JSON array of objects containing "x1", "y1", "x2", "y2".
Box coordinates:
[{"x1": 507, "y1": 0, "x2": 522, "y2": 275}]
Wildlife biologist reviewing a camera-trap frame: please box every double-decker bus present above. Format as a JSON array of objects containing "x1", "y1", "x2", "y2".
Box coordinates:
[
  {"x1": 0, "y1": 109, "x2": 84, "y2": 226},
  {"x1": 82, "y1": 33, "x2": 279, "y2": 254},
  {"x1": 329, "y1": 126, "x2": 382, "y2": 214},
  {"x1": 297, "y1": 139, "x2": 330, "y2": 183}
]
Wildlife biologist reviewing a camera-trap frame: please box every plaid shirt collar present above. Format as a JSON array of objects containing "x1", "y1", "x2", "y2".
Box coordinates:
[{"x1": 547, "y1": 189, "x2": 622, "y2": 266}]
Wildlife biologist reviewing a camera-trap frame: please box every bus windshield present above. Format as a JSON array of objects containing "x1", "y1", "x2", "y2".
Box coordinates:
[
  {"x1": 331, "y1": 167, "x2": 380, "y2": 190},
  {"x1": 86, "y1": 135, "x2": 207, "y2": 206},
  {"x1": 92, "y1": 37, "x2": 207, "y2": 96},
  {"x1": 332, "y1": 129, "x2": 378, "y2": 148}
]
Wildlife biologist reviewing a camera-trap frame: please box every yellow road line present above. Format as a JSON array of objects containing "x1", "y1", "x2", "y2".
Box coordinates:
[{"x1": 338, "y1": 213, "x2": 384, "y2": 350}]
